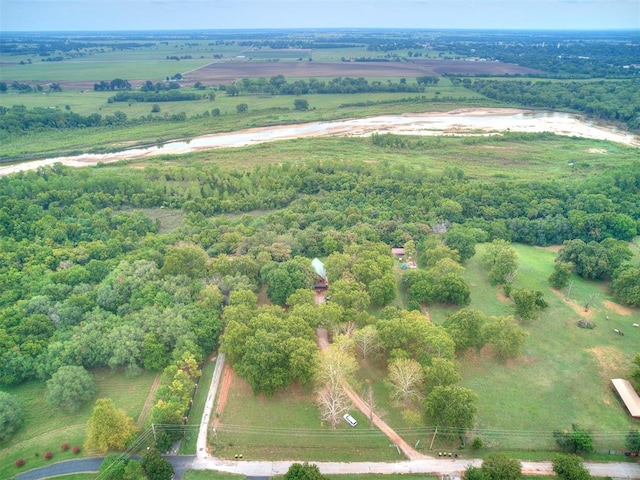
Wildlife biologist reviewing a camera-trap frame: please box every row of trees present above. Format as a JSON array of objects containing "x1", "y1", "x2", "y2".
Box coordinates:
[
  {"x1": 223, "y1": 75, "x2": 427, "y2": 96},
  {"x1": 462, "y1": 79, "x2": 640, "y2": 129}
]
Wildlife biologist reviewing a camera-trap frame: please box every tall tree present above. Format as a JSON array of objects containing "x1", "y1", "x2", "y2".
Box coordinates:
[
  {"x1": 284, "y1": 462, "x2": 328, "y2": 480},
  {"x1": 315, "y1": 346, "x2": 357, "y2": 428},
  {"x1": 482, "y1": 239, "x2": 519, "y2": 284},
  {"x1": 0, "y1": 391, "x2": 23, "y2": 442},
  {"x1": 386, "y1": 358, "x2": 425, "y2": 405},
  {"x1": 142, "y1": 449, "x2": 174, "y2": 480},
  {"x1": 552, "y1": 453, "x2": 592, "y2": 480},
  {"x1": 46, "y1": 365, "x2": 96, "y2": 411},
  {"x1": 85, "y1": 398, "x2": 137, "y2": 452},
  {"x1": 481, "y1": 453, "x2": 523, "y2": 480},
  {"x1": 482, "y1": 315, "x2": 528, "y2": 359},
  {"x1": 424, "y1": 385, "x2": 478, "y2": 434}
]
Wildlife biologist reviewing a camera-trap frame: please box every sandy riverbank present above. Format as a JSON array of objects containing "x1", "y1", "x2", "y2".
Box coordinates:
[{"x1": 1, "y1": 108, "x2": 638, "y2": 177}]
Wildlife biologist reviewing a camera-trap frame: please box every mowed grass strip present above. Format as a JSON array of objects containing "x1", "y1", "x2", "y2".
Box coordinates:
[
  {"x1": 213, "y1": 372, "x2": 401, "y2": 462},
  {"x1": 180, "y1": 357, "x2": 218, "y2": 455},
  {"x1": 0, "y1": 369, "x2": 156, "y2": 477}
]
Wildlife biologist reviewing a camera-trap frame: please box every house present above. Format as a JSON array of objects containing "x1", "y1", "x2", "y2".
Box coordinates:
[{"x1": 312, "y1": 258, "x2": 328, "y2": 289}]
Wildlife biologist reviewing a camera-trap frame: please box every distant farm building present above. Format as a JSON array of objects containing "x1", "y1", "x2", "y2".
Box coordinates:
[
  {"x1": 312, "y1": 258, "x2": 328, "y2": 289},
  {"x1": 392, "y1": 247, "x2": 417, "y2": 269},
  {"x1": 611, "y1": 378, "x2": 640, "y2": 418}
]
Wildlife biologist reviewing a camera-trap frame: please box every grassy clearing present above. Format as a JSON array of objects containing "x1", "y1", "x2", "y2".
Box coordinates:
[
  {"x1": 131, "y1": 133, "x2": 639, "y2": 184},
  {"x1": 455, "y1": 244, "x2": 639, "y2": 451},
  {"x1": 179, "y1": 357, "x2": 217, "y2": 455},
  {"x1": 0, "y1": 369, "x2": 155, "y2": 479},
  {"x1": 213, "y1": 373, "x2": 401, "y2": 462}
]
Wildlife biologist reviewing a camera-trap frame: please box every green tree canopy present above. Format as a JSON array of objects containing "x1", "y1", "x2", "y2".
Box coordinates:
[
  {"x1": 85, "y1": 398, "x2": 137, "y2": 452},
  {"x1": 0, "y1": 391, "x2": 23, "y2": 442},
  {"x1": 46, "y1": 365, "x2": 97, "y2": 411},
  {"x1": 424, "y1": 385, "x2": 478, "y2": 434},
  {"x1": 284, "y1": 462, "x2": 328, "y2": 480},
  {"x1": 482, "y1": 239, "x2": 519, "y2": 284},
  {"x1": 552, "y1": 453, "x2": 592, "y2": 480},
  {"x1": 482, "y1": 315, "x2": 528, "y2": 359},
  {"x1": 481, "y1": 453, "x2": 523, "y2": 480},
  {"x1": 142, "y1": 449, "x2": 174, "y2": 480}
]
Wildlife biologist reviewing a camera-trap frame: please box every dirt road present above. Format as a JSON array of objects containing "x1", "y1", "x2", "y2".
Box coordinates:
[{"x1": 316, "y1": 328, "x2": 426, "y2": 460}]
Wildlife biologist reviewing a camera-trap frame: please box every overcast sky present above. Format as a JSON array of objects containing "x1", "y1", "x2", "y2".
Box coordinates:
[{"x1": 2, "y1": 0, "x2": 639, "y2": 31}]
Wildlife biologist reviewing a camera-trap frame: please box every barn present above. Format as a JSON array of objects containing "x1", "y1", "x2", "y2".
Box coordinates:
[{"x1": 611, "y1": 378, "x2": 640, "y2": 418}]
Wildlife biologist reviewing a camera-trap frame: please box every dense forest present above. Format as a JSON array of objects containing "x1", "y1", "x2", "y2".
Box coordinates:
[
  {"x1": 461, "y1": 79, "x2": 640, "y2": 129},
  {"x1": 1, "y1": 150, "x2": 639, "y2": 388}
]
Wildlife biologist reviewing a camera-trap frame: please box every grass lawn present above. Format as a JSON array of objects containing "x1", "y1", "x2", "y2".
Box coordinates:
[
  {"x1": 0, "y1": 368, "x2": 156, "y2": 479},
  {"x1": 213, "y1": 372, "x2": 402, "y2": 462},
  {"x1": 454, "y1": 243, "x2": 640, "y2": 451},
  {"x1": 180, "y1": 357, "x2": 218, "y2": 455}
]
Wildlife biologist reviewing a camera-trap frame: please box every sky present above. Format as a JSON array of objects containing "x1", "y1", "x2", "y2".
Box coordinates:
[{"x1": 1, "y1": 0, "x2": 639, "y2": 32}]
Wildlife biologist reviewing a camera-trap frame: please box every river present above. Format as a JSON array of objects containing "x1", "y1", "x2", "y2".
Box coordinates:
[{"x1": 1, "y1": 108, "x2": 638, "y2": 177}]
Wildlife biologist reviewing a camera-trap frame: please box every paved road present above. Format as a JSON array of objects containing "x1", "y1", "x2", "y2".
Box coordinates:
[{"x1": 15, "y1": 458, "x2": 104, "y2": 480}]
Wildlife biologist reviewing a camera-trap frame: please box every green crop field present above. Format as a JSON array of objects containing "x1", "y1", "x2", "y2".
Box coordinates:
[{"x1": 0, "y1": 369, "x2": 156, "y2": 479}]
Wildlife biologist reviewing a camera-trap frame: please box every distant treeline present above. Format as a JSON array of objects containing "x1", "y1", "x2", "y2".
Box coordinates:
[
  {"x1": 225, "y1": 75, "x2": 436, "y2": 95},
  {"x1": 0, "y1": 105, "x2": 191, "y2": 134},
  {"x1": 108, "y1": 91, "x2": 205, "y2": 103},
  {"x1": 460, "y1": 79, "x2": 640, "y2": 130}
]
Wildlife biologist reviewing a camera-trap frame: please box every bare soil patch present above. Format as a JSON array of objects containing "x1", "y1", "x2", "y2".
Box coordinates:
[
  {"x1": 550, "y1": 288, "x2": 595, "y2": 319},
  {"x1": 602, "y1": 300, "x2": 634, "y2": 316},
  {"x1": 184, "y1": 59, "x2": 541, "y2": 84},
  {"x1": 496, "y1": 287, "x2": 511, "y2": 304},
  {"x1": 587, "y1": 346, "x2": 629, "y2": 380},
  {"x1": 213, "y1": 364, "x2": 234, "y2": 430},
  {"x1": 136, "y1": 372, "x2": 162, "y2": 428},
  {"x1": 587, "y1": 147, "x2": 608, "y2": 154}
]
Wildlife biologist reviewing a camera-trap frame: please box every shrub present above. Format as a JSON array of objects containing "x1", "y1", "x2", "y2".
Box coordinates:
[
  {"x1": 15, "y1": 458, "x2": 25, "y2": 468},
  {"x1": 44, "y1": 451, "x2": 53, "y2": 460},
  {"x1": 471, "y1": 437, "x2": 483, "y2": 450},
  {"x1": 72, "y1": 446, "x2": 81, "y2": 454},
  {"x1": 61, "y1": 442, "x2": 70, "y2": 451}
]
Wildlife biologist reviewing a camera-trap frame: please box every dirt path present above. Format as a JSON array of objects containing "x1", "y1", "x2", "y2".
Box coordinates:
[
  {"x1": 137, "y1": 372, "x2": 162, "y2": 428},
  {"x1": 316, "y1": 328, "x2": 427, "y2": 460},
  {"x1": 213, "y1": 364, "x2": 234, "y2": 431}
]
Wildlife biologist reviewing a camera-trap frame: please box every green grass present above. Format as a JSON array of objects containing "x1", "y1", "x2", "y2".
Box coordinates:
[
  {"x1": 180, "y1": 358, "x2": 217, "y2": 455},
  {"x1": 213, "y1": 373, "x2": 402, "y2": 462},
  {"x1": 454, "y1": 244, "x2": 640, "y2": 451},
  {"x1": 0, "y1": 368, "x2": 156, "y2": 479}
]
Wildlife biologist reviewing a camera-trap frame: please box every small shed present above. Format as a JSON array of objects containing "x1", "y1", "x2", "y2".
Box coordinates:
[
  {"x1": 611, "y1": 378, "x2": 640, "y2": 418},
  {"x1": 312, "y1": 258, "x2": 328, "y2": 289},
  {"x1": 391, "y1": 247, "x2": 405, "y2": 258}
]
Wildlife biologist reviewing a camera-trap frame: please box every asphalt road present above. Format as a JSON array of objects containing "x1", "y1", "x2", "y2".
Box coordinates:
[{"x1": 14, "y1": 458, "x2": 104, "y2": 480}]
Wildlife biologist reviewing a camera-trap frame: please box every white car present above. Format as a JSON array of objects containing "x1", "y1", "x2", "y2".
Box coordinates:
[{"x1": 343, "y1": 413, "x2": 358, "y2": 427}]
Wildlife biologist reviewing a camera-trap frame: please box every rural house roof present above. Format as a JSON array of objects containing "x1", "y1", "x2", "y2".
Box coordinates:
[
  {"x1": 312, "y1": 258, "x2": 327, "y2": 281},
  {"x1": 611, "y1": 378, "x2": 640, "y2": 418}
]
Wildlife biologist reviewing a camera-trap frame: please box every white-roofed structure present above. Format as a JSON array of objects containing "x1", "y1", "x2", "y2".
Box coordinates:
[{"x1": 611, "y1": 378, "x2": 640, "y2": 418}]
